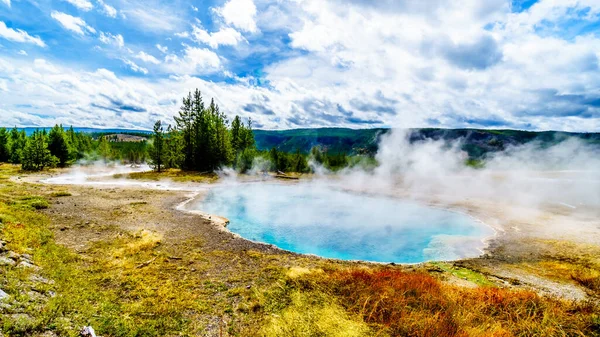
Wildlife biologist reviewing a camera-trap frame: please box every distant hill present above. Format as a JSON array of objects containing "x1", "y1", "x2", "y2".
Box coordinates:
[
  {"x1": 254, "y1": 128, "x2": 600, "y2": 158},
  {"x1": 7, "y1": 126, "x2": 600, "y2": 159},
  {"x1": 11, "y1": 127, "x2": 151, "y2": 136}
]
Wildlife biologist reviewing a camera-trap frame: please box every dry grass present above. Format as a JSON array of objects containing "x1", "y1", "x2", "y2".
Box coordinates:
[
  {"x1": 114, "y1": 168, "x2": 219, "y2": 183},
  {"x1": 258, "y1": 267, "x2": 600, "y2": 337}
]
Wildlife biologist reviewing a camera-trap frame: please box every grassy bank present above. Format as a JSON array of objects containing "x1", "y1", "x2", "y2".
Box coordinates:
[{"x1": 1, "y1": 164, "x2": 599, "y2": 336}]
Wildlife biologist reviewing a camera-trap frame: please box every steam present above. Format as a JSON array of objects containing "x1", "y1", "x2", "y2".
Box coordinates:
[{"x1": 335, "y1": 129, "x2": 600, "y2": 209}]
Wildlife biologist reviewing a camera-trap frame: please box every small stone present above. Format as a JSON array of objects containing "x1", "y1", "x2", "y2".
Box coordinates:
[
  {"x1": 0, "y1": 289, "x2": 9, "y2": 301},
  {"x1": 17, "y1": 261, "x2": 39, "y2": 270},
  {"x1": 80, "y1": 326, "x2": 97, "y2": 337},
  {"x1": 29, "y1": 275, "x2": 54, "y2": 285},
  {"x1": 21, "y1": 253, "x2": 33, "y2": 261},
  {"x1": 7, "y1": 251, "x2": 20, "y2": 260},
  {"x1": 0, "y1": 256, "x2": 16, "y2": 266}
]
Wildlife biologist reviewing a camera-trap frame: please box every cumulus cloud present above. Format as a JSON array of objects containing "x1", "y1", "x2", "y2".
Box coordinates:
[
  {"x1": 97, "y1": 0, "x2": 117, "y2": 18},
  {"x1": 191, "y1": 25, "x2": 245, "y2": 48},
  {"x1": 99, "y1": 32, "x2": 124, "y2": 48},
  {"x1": 164, "y1": 46, "x2": 221, "y2": 74},
  {"x1": 51, "y1": 11, "x2": 96, "y2": 35},
  {"x1": 135, "y1": 51, "x2": 160, "y2": 64},
  {"x1": 156, "y1": 44, "x2": 168, "y2": 54},
  {"x1": 122, "y1": 59, "x2": 148, "y2": 74},
  {"x1": 215, "y1": 0, "x2": 258, "y2": 33},
  {"x1": 63, "y1": 0, "x2": 93, "y2": 11},
  {"x1": 2, "y1": 0, "x2": 600, "y2": 131},
  {"x1": 0, "y1": 21, "x2": 46, "y2": 47}
]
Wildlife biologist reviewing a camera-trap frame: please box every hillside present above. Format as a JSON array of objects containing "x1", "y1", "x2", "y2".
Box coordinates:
[{"x1": 254, "y1": 128, "x2": 600, "y2": 158}]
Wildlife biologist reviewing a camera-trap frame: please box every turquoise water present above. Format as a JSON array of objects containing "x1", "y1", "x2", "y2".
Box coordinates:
[{"x1": 198, "y1": 183, "x2": 493, "y2": 263}]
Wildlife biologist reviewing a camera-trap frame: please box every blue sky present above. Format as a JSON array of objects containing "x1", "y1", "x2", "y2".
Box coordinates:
[{"x1": 0, "y1": 0, "x2": 599, "y2": 131}]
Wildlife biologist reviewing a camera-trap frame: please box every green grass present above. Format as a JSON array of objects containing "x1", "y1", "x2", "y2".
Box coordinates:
[{"x1": 430, "y1": 262, "x2": 495, "y2": 286}]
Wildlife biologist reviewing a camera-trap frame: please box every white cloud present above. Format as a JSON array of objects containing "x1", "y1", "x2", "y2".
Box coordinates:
[
  {"x1": 63, "y1": 0, "x2": 93, "y2": 11},
  {"x1": 97, "y1": 0, "x2": 117, "y2": 18},
  {"x1": 0, "y1": 79, "x2": 8, "y2": 91},
  {"x1": 2, "y1": 0, "x2": 600, "y2": 131},
  {"x1": 1, "y1": 0, "x2": 9, "y2": 8},
  {"x1": 0, "y1": 21, "x2": 46, "y2": 47},
  {"x1": 164, "y1": 46, "x2": 221, "y2": 74},
  {"x1": 124, "y1": 7, "x2": 184, "y2": 32},
  {"x1": 191, "y1": 5, "x2": 198, "y2": 12},
  {"x1": 135, "y1": 51, "x2": 160, "y2": 64},
  {"x1": 99, "y1": 32, "x2": 124, "y2": 48},
  {"x1": 122, "y1": 59, "x2": 148, "y2": 74},
  {"x1": 18, "y1": 50, "x2": 27, "y2": 55},
  {"x1": 215, "y1": 0, "x2": 258, "y2": 33},
  {"x1": 191, "y1": 26, "x2": 244, "y2": 48},
  {"x1": 51, "y1": 11, "x2": 96, "y2": 35},
  {"x1": 156, "y1": 44, "x2": 168, "y2": 54}
]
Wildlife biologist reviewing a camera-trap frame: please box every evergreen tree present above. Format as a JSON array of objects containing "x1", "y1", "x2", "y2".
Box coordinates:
[
  {"x1": 174, "y1": 92, "x2": 195, "y2": 170},
  {"x1": 231, "y1": 116, "x2": 241, "y2": 154},
  {"x1": 98, "y1": 136, "x2": 111, "y2": 160},
  {"x1": 9, "y1": 128, "x2": 26, "y2": 164},
  {"x1": 150, "y1": 120, "x2": 165, "y2": 172},
  {"x1": 164, "y1": 125, "x2": 183, "y2": 169},
  {"x1": 48, "y1": 124, "x2": 71, "y2": 167},
  {"x1": 22, "y1": 130, "x2": 57, "y2": 171},
  {"x1": 0, "y1": 128, "x2": 9, "y2": 162}
]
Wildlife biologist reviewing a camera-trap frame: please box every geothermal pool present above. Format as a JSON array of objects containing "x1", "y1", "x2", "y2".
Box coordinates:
[{"x1": 198, "y1": 183, "x2": 493, "y2": 263}]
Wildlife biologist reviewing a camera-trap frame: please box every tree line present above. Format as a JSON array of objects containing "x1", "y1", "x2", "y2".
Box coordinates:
[
  {"x1": 0, "y1": 126, "x2": 93, "y2": 170},
  {"x1": 0, "y1": 89, "x2": 364, "y2": 173},
  {"x1": 148, "y1": 89, "x2": 361, "y2": 173},
  {"x1": 148, "y1": 89, "x2": 255, "y2": 172}
]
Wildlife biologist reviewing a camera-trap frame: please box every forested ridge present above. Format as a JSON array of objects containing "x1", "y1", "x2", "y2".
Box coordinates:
[{"x1": 3, "y1": 89, "x2": 600, "y2": 173}]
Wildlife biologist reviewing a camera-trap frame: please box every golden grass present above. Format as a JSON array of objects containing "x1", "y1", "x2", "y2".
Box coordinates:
[{"x1": 114, "y1": 168, "x2": 219, "y2": 183}]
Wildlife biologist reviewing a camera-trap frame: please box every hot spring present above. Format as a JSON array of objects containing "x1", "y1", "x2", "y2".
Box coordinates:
[{"x1": 197, "y1": 183, "x2": 494, "y2": 263}]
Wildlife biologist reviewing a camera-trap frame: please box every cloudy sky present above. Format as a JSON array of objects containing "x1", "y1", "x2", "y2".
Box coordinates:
[{"x1": 0, "y1": 0, "x2": 599, "y2": 131}]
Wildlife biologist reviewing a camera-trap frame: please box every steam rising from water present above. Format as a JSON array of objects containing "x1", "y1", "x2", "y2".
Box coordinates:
[
  {"x1": 42, "y1": 129, "x2": 600, "y2": 260},
  {"x1": 342, "y1": 130, "x2": 600, "y2": 209}
]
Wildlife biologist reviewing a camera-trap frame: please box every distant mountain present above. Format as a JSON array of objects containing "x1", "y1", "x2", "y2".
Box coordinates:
[
  {"x1": 7, "y1": 126, "x2": 600, "y2": 159},
  {"x1": 254, "y1": 128, "x2": 600, "y2": 158},
  {"x1": 11, "y1": 127, "x2": 151, "y2": 136}
]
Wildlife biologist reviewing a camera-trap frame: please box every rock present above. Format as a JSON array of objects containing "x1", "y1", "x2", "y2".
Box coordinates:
[
  {"x1": 7, "y1": 251, "x2": 20, "y2": 260},
  {"x1": 0, "y1": 256, "x2": 16, "y2": 266},
  {"x1": 80, "y1": 326, "x2": 97, "y2": 337},
  {"x1": 29, "y1": 275, "x2": 54, "y2": 285},
  {"x1": 17, "y1": 261, "x2": 39, "y2": 270},
  {"x1": 0, "y1": 289, "x2": 9, "y2": 301},
  {"x1": 0, "y1": 241, "x2": 6, "y2": 252},
  {"x1": 21, "y1": 253, "x2": 33, "y2": 262}
]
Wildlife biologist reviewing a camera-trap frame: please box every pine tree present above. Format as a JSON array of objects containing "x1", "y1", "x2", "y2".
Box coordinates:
[
  {"x1": 22, "y1": 130, "x2": 57, "y2": 171},
  {"x1": 0, "y1": 128, "x2": 9, "y2": 162},
  {"x1": 48, "y1": 124, "x2": 71, "y2": 167},
  {"x1": 9, "y1": 128, "x2": 26, "y2": 164},
  {"x1": 174, "y1": 92, "x2": 195, "y2": 170},
  {"x1": 231, "y1": 116, "x2": 241, "y2": 154},
  {"x1": 98, "y1": 136, "x2": 111, "y2": 160},
  {"x1": 150, "y1": 120, "x2": 165, "y2": 172}
]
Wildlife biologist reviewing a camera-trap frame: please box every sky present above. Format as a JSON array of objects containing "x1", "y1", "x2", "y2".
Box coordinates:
[{"x1": 0, "y1": 0, "x2": 599, "y2": 131}]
